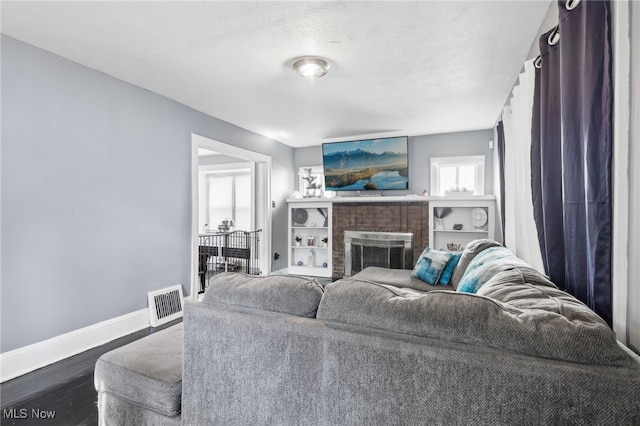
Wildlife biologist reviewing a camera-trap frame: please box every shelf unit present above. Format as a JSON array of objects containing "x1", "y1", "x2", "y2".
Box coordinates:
[
  {"x1": 428, "y1": 196, "x2": 496, "y2": 252},
  {"x1": 287, "y1": 200, "x2": 332, "y2": 277}
]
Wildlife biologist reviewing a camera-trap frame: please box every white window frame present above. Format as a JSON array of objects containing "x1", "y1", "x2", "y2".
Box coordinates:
[
  {"x1": 430, "y1": 155, "x2": 485, "y2": 196},
  {"x1": 298, "y1": 166, "x2": 325, "y2": 194},
  {"x1": 199, "y1": 162, "x2": 255, "y2": 232},
  {"x1": 207, "y1": 172, "x2": 250, "y2": 230}
]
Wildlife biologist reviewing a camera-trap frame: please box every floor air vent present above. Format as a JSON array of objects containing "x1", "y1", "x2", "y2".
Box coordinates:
[{"x1": 148, "y1": 285, "x2": 184, "y2": 327}]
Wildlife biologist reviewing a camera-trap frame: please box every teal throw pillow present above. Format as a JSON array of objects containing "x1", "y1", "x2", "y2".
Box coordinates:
[
  {"x1": 456, "y1": 246, "x2": 529, "y2": 293},
  {"x1": 439, "y1": 252, "x2": 461, "y2": 286},
  {"x1": 411, "y1": 247, "x2": 453, "y2": 286}
]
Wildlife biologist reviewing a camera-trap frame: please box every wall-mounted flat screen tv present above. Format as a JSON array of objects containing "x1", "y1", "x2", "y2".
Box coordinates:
[{"x1": 322, "y1": 136, "x2": 409, "y2": 191}]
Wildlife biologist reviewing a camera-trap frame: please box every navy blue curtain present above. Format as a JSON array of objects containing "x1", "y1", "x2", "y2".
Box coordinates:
[
  {"x1": 559, "y1": 0, "x2": 612, "y2": 325},
  {"x1": 533, "y1": 25, "x2": 566, "y2": 290},
  {"x1": 531, "y1": 0, "x2": 612, "y2": 325}
]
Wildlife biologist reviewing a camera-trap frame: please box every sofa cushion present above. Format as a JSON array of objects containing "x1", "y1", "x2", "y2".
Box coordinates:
[
  {"x1": 449, "y1": 239, "x2": 502, "y2": 290},
  {"x1": 317, "y1": 279, "x2": 629, "y2": 366},
  {"x1": 475, "y1": 268, "x2": 557, "y2": 298},
  {"x1": 94, "y1": 324, "x2": 183, "y2": 417},
  {"x1": 350, "y1": 267, "x2": 453, "y2": 292},
  {"x1": 475, "y1": 268, "x2": 628, "y2": 365},
  {"x1": 202, "y1": 272, "x2": 324, "y2": 318},
  {"x1": 457, "y1": 246, "x2": 531, "y2": 293},
  {"x1": 410, "y1": 247, "x2": 452, "y2": 285}
]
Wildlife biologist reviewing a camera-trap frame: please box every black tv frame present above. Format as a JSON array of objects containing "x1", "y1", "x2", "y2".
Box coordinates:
[{"x1": 321, "y1": 136, "x2": 409, "y2": 192}]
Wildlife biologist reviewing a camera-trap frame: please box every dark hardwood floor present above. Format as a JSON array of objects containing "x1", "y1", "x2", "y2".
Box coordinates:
[{"x1": 1, "y1": 319, "x2": 181, "y2": 426}]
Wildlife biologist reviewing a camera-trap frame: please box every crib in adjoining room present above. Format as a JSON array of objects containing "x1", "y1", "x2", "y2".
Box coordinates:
[{"x1": 198, "y1": 229, "x2": 261, "y2": 293}]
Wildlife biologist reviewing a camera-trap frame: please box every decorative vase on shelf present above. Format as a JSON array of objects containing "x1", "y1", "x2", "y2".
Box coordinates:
[{"x1": 434, "y1": 207, "x2": 451, "y2": 231}]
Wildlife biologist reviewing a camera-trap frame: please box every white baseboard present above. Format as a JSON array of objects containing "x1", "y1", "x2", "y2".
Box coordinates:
[{"x1": 0, "y1": 308, "x2": 150, "y2": 383}]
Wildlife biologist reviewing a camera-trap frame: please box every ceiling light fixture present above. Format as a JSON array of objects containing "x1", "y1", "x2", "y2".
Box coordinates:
[{"x1": 292, "y1": 57, "x2": 330, "y2": 82}]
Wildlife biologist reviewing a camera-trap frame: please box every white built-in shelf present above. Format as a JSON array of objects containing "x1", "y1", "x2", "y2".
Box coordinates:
[
  {"x1": 292, "y1": 227, "x2": 328, "y2": 230},
  {"x1": 287, "y1": 200, "x2": 332, "y2": 278},
  {"x1": 429, "y1": 197, "x2": 497, "y2": 251},
  {"x1": 291, "y1": 246, "x2": 329, "y2": 250},
  {"x1": 288, "y1": 265, "x2": 331, "y2": 274},
  {"x1": 434, "y1": 229, "x2": 489, "y2": 234}
]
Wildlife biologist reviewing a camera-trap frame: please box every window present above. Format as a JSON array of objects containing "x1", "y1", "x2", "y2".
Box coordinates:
[
  {"x1": 298, "y1": 166, "x2": 325, "y2": 196},
  {"x1": 205, "y1": 169, "x2": 252, "y2": 231},
  {"x1": 430, "y1": 155, "x2": 485, "y2": 196}
]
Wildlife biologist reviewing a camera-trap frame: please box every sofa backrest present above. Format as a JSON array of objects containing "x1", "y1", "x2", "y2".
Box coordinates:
[
  {"x1": 316, "y1": 278, "x2": 629, "y2": 366},
  {"x1": 202, "y1": 272, "x2": 324, "y2": 318}
]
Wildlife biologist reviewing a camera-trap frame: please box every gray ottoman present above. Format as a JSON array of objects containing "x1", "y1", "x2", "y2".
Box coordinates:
[{"x1": 94, "y1": 323, "x2": 183, "y2": 426}]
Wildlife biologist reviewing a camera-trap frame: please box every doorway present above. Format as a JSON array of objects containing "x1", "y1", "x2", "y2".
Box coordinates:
[{"x1": 190, "y1": 134, "x2": 272, "y2": 298}]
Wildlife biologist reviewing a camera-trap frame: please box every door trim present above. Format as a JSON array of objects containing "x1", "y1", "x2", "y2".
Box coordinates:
[{"x1": 190, "y1": 133, "x2": 272, "y2": 299}]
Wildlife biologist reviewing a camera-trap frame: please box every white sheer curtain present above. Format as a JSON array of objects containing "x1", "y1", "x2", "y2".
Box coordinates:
[{"x1": 501, "y1": 60, "x2": 544, "y2": 273}]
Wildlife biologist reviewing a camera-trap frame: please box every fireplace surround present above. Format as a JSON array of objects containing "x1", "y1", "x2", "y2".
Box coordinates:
[
  {"x1": 332, "y1": 201, "x2": 429, "y2": 278},
  {"x1": 344, "y1": 231, "x2": 413, "y2": 277}
]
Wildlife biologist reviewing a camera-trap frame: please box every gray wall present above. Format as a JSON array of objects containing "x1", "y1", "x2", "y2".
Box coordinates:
[
  {"x1": 295, "y1": 129, "x2": 495, "y2": 196},
  {"x1": 525, "y1": 1, "x2": 556, "y2": 61},
  {"x1": 0, "y1": 36, "x2": 293, "y2": 352}
]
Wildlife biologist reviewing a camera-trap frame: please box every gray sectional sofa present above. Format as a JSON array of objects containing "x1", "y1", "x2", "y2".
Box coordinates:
[{"x1": 95, "y1": 240, "x2": 640, "y2": 425}]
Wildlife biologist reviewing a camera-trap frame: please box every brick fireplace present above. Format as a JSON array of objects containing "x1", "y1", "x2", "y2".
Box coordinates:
[{"x1": 332, "y1": 201, "x2": 429, "y2": 279}]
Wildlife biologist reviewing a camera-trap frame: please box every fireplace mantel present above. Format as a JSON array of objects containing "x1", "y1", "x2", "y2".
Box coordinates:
[
  {"x1": 287, "y1": 195, "x2": 427, "y2": 204},
  {"x1": 287, "y1": 195, "x2": 494, "y2": 204}
]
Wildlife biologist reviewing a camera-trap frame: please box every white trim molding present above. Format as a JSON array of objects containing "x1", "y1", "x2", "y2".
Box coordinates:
[
  {"x1": 0, "y1": 309, "x2": 149, "y2": 383},
  {"x1": 191, "y1": 133, "x2": 273, "y2": 298},
  {"x1": 430, "y1": 155, "x2": 485, "y2": 196},
  {"x1": 611, "y1": 0, "x2": 630, "y2": 345}
]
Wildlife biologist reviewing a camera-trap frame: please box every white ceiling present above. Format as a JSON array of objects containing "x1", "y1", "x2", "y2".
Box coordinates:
[{"x1": 1, "y1": 1, "x2": 551, "y2": 148}]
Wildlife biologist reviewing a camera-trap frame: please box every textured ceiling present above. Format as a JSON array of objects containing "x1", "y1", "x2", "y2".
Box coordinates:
[{"x1": 1, "y1": 1, "x2": 551, "y2": 148}]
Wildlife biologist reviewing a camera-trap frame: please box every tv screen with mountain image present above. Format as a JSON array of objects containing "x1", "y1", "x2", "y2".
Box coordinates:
[{"x1": 322, "y1": 136, "x2": 409, "y2": 191}]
